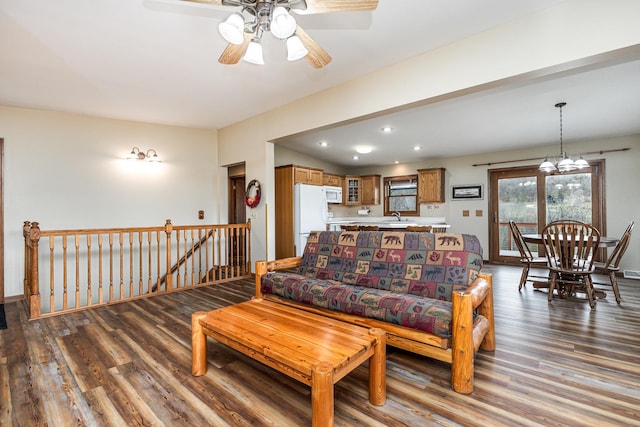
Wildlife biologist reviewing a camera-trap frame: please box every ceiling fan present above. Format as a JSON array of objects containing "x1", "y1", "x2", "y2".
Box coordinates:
[{"x1": 182, "y1": 0, "x2": 379, "y2": 68}]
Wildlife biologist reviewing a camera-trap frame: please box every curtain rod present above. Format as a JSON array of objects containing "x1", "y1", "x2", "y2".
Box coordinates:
[{"x1": 472, "y1": 147, "x2": 630, "y2": 167}]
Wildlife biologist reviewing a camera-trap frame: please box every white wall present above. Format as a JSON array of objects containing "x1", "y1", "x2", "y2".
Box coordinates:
[{"x1": 0, "y1": 105, "x2": 218, "y2": 298}]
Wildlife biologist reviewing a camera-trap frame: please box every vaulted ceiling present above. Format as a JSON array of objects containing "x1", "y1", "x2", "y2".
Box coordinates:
[{"x1": 2, "y1": 0, "x2": 639, "y2": 167}]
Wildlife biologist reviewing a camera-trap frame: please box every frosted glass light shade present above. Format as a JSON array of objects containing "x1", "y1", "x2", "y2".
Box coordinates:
[
  {"x1": 271, "y1": 6, "x2": 296, "y2": 39},
  {"x1": 558, "y1": 155, "x2": 576, "y2": 172},
  {"x1": 539, "y1": 158, "x2": 556, "y2": 172},
  {"x1": 574, "y1": 156, "x2": 589, "y2": 169},
  {"x1": 243, "y1": 39, "x2": 264, "y2": 65},
  {"x1": 286, "y1": 35, "x2": 308, "y2": 61},
  {"x1": 218, "y1": 13, "x2": 245, "y2": 45}
]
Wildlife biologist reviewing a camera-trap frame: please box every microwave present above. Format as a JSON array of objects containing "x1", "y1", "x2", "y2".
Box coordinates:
[{"x1": 324, "y1": 186, "x2": 343, "y2": 204}]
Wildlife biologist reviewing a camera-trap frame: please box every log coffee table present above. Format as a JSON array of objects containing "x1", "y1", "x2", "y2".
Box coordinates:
[{"x1": 192, "y1": 298, "x2": 386, "y2": 427}]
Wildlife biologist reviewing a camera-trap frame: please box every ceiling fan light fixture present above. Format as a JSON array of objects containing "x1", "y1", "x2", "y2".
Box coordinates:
[
  {"x1": 243, "y1": 38, "x2": 264, "y2": 65},
  {"x1": 218, "y1": 12, "x2": 245, "y2": 45},
  {"x1": 286, "y1": 35, "x2": 308, "y2": 61},
  {"x1": 270, "y1": 6, "x2": 297, "y2": 39}
]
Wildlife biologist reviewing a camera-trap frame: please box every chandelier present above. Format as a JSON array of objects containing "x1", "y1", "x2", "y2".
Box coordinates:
[
  {"x1": 539, "y1": 102, "x2": 588, "y2": 173},
  {"x1": 218, "y1": 0, "x2": 309, "y2": 65}
]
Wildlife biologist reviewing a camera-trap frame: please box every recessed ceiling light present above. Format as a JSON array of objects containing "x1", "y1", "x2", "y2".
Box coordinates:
[
  {"x1": 413, "y1": 146, "x2": 422, "y2": 151},
  {"x1": 382, "y1": 126, "x2": 393, "y2": 133},
  {"x1": 355, "y1": 146, "x2": 372, "y2": 154},
  {"x1": 352, "y1": 155, "x2": 359, "y2": 160},
  {"x1": 319, "y1": 141, "x2": 328, "y2": 147},
  {"x1": 394, "y1": 160, "x2": 400, "y2": 164}
]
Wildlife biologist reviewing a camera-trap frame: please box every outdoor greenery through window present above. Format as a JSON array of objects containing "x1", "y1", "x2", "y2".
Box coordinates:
[{"x1": 384, "y1": 175, "x2": 418, "y2": 216}]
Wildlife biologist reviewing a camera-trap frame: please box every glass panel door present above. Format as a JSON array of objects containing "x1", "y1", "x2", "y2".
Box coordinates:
[
  {"x1": 488, "y1": 161, "x2": 604, "y2": 264},
  {"x1": 545, "y1": 172, "x2": 592, "y2": 223}
]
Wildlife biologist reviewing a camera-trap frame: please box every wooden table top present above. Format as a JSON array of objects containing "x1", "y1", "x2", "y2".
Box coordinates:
[
  {"x1": 522, "y1": 233, "x2": 619, "y2": 248},
  {"x1": 197, "y1": 298, "x2": 381, "y2": 383}
]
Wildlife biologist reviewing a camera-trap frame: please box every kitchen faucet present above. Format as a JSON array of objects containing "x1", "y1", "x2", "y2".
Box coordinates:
[{"x1": 392, "y1": 211, "x2": 401, "y2": 221}]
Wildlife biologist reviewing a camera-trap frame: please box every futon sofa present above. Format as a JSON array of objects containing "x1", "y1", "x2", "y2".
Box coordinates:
[{"x1": 255, "y1": 230, "x2": 495, "y2": 394}]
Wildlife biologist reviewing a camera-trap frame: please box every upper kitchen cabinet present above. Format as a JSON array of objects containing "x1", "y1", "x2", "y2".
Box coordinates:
[
  {"x1": 323, "y1": 173, "x2": 344, "y2": 188},
  {"x1": 361, "y1": 175, "x2": 381, "y2": 205},
  {"x1": 345, "y1": 175, "x2": 381, "y2": 205},
  {"x1": 291, "y1": 165, "x2": 323, "y2": 186},
  {"x1": 418, "y1": 168, "x2": 446, "y2": 203}
]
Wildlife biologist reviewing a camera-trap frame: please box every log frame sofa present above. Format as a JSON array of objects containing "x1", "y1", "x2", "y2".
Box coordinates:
[{"x1": 255, "y1": 230, "x2": 495, "y2": 394}]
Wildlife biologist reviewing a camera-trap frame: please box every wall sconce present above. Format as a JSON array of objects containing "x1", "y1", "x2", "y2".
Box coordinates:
[{"x1": 127, "y1": 147, "x2": 161, "y2": 162}]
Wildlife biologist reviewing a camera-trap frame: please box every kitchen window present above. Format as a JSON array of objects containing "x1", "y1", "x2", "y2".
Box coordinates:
[{"x1": 384, "y1": 175, "x2": 418, "y2": 216}]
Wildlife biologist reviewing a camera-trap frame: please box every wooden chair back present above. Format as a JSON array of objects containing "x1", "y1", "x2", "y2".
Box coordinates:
[
  {"x1": 359, "y1": 225, "x2": 379, "y2": 231},
  {"x1": 508, "y1": 221, "x2": 535, "y2": 262},
  {"x1": 341, "y1": 225, "x2": 359, "y2": 231},
  {"x1": 602, "y1": 221, "x2": 634, "y2": 269},
  {"x1": 541, "y1": 221, "x2": 601, "y2": 273},
  {"x1": 405, "y1": 225, "x2": 432, "y2": 232}
]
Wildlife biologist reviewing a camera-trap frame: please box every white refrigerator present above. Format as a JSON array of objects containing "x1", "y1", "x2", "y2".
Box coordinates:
[{"x1": 294, "y1": 183, "x2": 328, "y2": 256}]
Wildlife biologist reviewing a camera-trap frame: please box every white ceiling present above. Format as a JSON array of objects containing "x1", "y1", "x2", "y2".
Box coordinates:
[{"x1": 2, "y1": 0, "x2": 640, "y2": 167}]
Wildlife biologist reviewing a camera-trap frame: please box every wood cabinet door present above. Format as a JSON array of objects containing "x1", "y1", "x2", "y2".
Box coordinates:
[
  {"x1": 361, "y1": 175, "x2": 381, "y2": 205},
  {"x1": 345, "y1": 176, "x2": 361, "y2": 205},
  {"x1": 293, "y1": 167, "x2": 310, "y2": 184},
  {"x1": 418, "y1": 168, "x2": 445, "y2": 203},
  {"x1": 308, "y1": 169, "x2": 324, "y2": 185}
]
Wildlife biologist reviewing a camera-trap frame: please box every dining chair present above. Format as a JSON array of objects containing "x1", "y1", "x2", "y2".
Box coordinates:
[
  {"x1": 406, "y1": 225, "x2": 432, "y2": 232},
  {"x1": 592, "y1": 221, "x2": 634, "y2": 304},
  {"x1": 541, "y1": 221, "x2": 601, "y2": 308},
  {"x1": 508, "y1": 221, "x2": 548, "y2": 290}
]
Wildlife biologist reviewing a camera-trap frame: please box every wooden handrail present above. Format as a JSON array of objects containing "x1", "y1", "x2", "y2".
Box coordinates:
[
  {"x1": 23, "y1": 219, "x2": 251, "y2": 319},
  {"x1": 153, "y1": 226, "x2": 214, "y2": 292}
]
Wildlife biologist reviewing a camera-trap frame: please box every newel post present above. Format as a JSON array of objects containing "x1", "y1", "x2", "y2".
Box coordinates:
[
  {"x1": 23, "y1": 221, "x2": 31, "y2": 297},
  {"x1": 164, "y1": 219, "x2": 173, "y2": 291},
  {"x1": 28, "y1": 221, "x2": 42, "y2": 319}
]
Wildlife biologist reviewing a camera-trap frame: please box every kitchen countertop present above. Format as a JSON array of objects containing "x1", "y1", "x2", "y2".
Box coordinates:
[{"x1": 326, "y1": 217, "x2": 450, "y2": 229}]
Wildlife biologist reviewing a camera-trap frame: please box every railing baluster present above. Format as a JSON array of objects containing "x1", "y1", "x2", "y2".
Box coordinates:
[
  {"x1": 98, "y1": 233, "x2": 103, "y2": 305},
  {"x1": 109, "y1": 232, "x2": 114, "y2": 302},
  {"x1": 75, "y1": 234, "x2": 80, "y2": 309},
  {"x1": 87, "y1": 234, "x2": 92, "y2": 307},
  {"x1": 49, "y1": 236, "x2": 54, "y2": 314},
  {"x1": 63, "y1": 236, "x2": 68, "y2": 311},
  {"x1": 119, "y1": 231, "x2": 124, "y2": 300}
]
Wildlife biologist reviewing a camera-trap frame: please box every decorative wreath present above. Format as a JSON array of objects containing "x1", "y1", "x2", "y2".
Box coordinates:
[{"x1": 244, "y1": 179, "x2": 261, "y2": 208}]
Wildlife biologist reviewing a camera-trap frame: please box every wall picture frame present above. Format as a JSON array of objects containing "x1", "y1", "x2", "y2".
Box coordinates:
[{"x1": 451, "y1": 184, "x2": 483, "y2": 200}]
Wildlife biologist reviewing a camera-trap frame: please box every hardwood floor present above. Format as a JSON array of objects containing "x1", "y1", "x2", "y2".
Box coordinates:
[{"x1": 2, "y1": 265, "x2": 640, "y2": 426}]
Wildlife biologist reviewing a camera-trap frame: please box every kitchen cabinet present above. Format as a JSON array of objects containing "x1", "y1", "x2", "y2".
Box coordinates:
[
  {"x1": 418, "y1": 168, "x2": 446, "y2": 203},
  {"x1": 293, "y1": 166, "x2": 323, "y2": 185},
  {"x1": 345, "y1": 175, "x2": 381, "y2": 205},
  {"x1": 361, "y1": 175, "x2": 381, "y2": 205},
  {"x1": 322, "y1": 173, "x2": 344, "y2": 188},
  {"x1": 345, "y1": 176, "x2": 361, "y2": 205},
  {"x1": 275, "y1": 165, "x2": 326, "y2": 259}
]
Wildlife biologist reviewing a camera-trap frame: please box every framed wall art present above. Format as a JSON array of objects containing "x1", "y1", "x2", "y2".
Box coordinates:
[{"x1": 451, "y1": 184, "x2": 483, "y2": 200}]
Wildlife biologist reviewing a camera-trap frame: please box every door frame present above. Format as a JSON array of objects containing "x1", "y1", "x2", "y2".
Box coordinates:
[{"x1": 488, "y1": 160, "x2": 606, "y2": 264}]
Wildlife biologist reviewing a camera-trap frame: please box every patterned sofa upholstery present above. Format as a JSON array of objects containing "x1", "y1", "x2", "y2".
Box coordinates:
[{"x1": 255, "y1": 230, "x2": 495, "y2": 394}]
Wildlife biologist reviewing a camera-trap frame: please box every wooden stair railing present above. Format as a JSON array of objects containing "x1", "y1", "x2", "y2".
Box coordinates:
[
  {"x1": 23, "y1": 219, "x2": 251, "y2": 319},
  {"x1": 152, "y1": 228, "x2": 214, "y2": 292}
]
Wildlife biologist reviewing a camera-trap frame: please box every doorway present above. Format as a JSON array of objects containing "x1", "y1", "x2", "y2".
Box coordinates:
[
  {"x1": 488, "y1": 160, "x2": 605, "y2": 264},
  {"x1": 228, "y1": 164, "x2": 246, "y2": 268}
]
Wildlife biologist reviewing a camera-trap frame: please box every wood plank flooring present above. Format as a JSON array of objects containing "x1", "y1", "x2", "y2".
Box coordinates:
[{"x1": 1, "y1": 265, "x2": 640, "y2": 426}]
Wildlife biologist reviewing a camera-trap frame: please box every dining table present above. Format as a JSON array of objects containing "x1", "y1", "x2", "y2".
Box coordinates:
[
  {"x1": 521, "y1": 233, "x2": 619, "y2": 299},
  {"x1": 522, "y1": 233, "x2": 619, "y2": 248}
]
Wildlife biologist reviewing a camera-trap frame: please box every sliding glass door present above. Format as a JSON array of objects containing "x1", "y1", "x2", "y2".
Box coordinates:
[{"x1": 489, "y1": 161, "x2": 605, "y2": 264}]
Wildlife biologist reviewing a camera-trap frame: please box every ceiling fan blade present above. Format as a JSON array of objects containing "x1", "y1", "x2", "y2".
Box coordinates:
[
  {"x1": 295, "y1": 0, "x2": 379, "y2": 14},
  {"x1": 296, "y1": 25, "x2": 331, "y2": 68},
  {"x1": 218, "y1": 32, "x2": 253, "y2": 65},
  {"x1": 180, "y1": 0, "x2": 225, "y2": 6}
]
